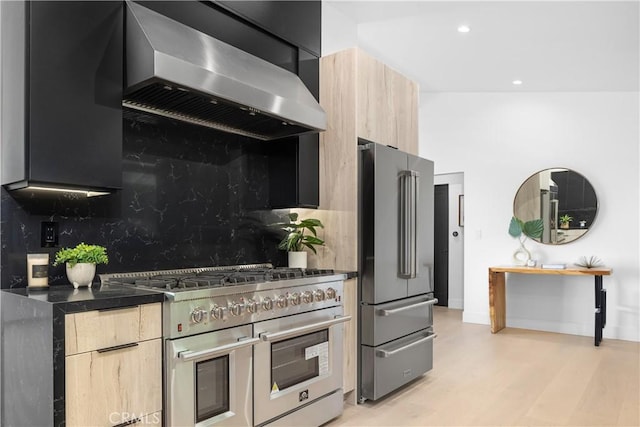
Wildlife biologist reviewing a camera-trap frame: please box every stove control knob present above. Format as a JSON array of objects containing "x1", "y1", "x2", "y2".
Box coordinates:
[
  {"x1": 246, "y1": 299, "x2": 259, "y2": 314},
  {"x1": 277, "y1": 294, "x2": 288, "y2": 308},
  {"x1": 191, "y1": 307, "x2": 206, "y2": 324},
  {"x1": 289, "y1": 292, "x2": 301, "y2": 306},
  {"x1": 302, "y1": 291, "x2": 314, "y2": 304},
  {"x1": 313, "y1": 289, "x2": 325, "y2": 302},
  {"x1": 326, "y1": 287, "x2": 337, "y2": 300},
  {"x1": 262, "y1": 296, "x2": 274, "y2": 311},
  {"x1": 210, "y1": 305, "x2": 225, "y2": 320},
  {"x1": 229, "y1": 302, "x2": 243, "y2": 316}
]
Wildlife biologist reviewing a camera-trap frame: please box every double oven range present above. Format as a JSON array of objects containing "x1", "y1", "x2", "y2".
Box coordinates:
[{"x1": 101, "y1": 264, "x2": 349, "y2": 427}]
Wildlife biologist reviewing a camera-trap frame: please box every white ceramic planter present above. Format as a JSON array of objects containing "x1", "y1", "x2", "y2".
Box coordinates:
[
  {"x1": 288, "y1": 251, "x2": 307, "y2": 268},
  {"x1": 66, "y1": 262, "x2": 96, "y2": 289}
]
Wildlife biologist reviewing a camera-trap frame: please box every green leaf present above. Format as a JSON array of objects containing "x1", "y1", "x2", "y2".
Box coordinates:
[
  {"x1": 522, "y1": 219, "x2": 544, "y2": 239},
  {"x1": 508, "y1": 217, "x2": 523, "y2": 237},
  {"x1": 302, "y1": 242, "x2": 318, "y2": 254}
]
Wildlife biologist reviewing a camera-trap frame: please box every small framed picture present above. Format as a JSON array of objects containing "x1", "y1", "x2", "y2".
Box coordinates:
[{"x1": 458, "y1": 194, "x2": 464, "y2": 227}]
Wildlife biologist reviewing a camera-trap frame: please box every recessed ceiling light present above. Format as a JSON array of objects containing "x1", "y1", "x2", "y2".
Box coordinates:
[
  {"x1": 457, "y1": 25, "x2": 471, "y2": 33},
  {"x1": 512, "y1": 80, "x2": 523, "y2": 85}
]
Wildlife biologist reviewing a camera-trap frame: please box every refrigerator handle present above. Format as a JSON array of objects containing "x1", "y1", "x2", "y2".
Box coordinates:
[
  {"x1": 411, "y1": 171, "x2": 419, "y2": 278},
  {"x1": 399, "y1": 170, "x2": 419, "y2": 279}
]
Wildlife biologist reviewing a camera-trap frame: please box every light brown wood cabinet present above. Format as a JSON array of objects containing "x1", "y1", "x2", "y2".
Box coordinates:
[
  {"x1": 342, "y1": 278, "x2": 357, "y2": 396},
  {"x1": 65, "y1": 303, "x2": 162, "y2": 427},
  {"x1": 356, "y1": 50, "x2": 419, "y2": 153}
]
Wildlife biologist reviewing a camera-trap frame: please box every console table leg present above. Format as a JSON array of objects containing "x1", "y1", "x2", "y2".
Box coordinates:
[
  {"x1": 594, "y1": 275, "x2": 604, "y2": 346},
  {"x1": 489, "y1": 270, "x2": 506, "y2": 333},
  {"x1": 602, "y1": 288, "x2": 607, "y2": 328}
]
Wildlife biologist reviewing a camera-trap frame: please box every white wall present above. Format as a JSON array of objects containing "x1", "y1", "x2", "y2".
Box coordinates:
[
  {"x1": 420, "y1": 92, "x2": 640, "y2": 342},
  {"x1": 321, "y1": 2, "x2": 357, "y2": 56}
]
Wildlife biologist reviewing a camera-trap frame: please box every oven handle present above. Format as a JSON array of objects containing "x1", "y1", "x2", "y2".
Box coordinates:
[
  {"x1": 376, "y1": 298, "x2": 438, "y2": 316},
  {"x1": 259, "y1": 315, "x2": 352, "y2": 342},
  {"x1": 376, "y1": 333, "x2": 437, "y2": 358},
  {"x1": 178, "y1": 337, "x2": 260, "y2": 362}
]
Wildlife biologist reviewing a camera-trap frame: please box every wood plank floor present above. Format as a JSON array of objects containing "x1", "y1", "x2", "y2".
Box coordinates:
[{"x1": 326, "y1": 307, "x2": 640, "y2": 426}]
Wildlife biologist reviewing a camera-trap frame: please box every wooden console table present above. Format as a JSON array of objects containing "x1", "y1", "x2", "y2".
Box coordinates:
[{"x1": 489, "y1": 266, "x2": 612, "y2": 346}]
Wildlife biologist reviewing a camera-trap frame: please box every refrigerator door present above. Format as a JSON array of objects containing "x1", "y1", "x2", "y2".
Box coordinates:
[
  {"x1": 360, "y1": 144, "x2": 435, "y2": 304},
  {"x1": 360, "y1": 143, "x2": 409, "y2": 304},
  {"x1": 360, "y1": 328, "x2": 435, "y2": 401},
  {"x1": 407, "y1": 153, "x2": 435, "y2": 296}
]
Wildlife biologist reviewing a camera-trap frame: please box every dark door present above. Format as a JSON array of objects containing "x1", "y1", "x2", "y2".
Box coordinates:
[{"x1": 434, "y1": 184, "x2": 449, "y2": 306}]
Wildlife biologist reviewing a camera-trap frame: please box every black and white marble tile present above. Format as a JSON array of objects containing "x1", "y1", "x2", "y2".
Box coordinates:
[{"x1": 1, "y1": 114, "x2": 289, "y2": 288}]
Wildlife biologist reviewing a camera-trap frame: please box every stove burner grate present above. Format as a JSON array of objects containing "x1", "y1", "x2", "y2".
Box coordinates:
[{"x1": 110, "y1": 266, "x2": 336, "y2": 291}]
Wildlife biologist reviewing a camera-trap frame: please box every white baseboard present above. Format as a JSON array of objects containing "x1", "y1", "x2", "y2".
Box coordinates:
[
  {"x1": 460, "y1": 311, "x2": 639, "y2": 342},
  {"x1": 462, "y1": 310, "x2": 489, "y2": 325}
]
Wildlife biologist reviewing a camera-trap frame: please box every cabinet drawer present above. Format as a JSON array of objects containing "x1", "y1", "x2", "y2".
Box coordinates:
[
  {"x1": 360, "y1": 329, "x2": 434, "y2": 401},
  {"x1": 361, "y1": 295, "x2": 435, "y2": 347},
  {"x1": 65, "y1": 338, "x2": 162, "y2": 427},
  {"x1": 65, "y1": 303, "x2": 161, "y2": 355}
]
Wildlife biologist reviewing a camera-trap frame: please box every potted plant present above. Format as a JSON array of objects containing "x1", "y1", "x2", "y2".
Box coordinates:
[
  {"x1": 508, "y1": 217, "x2": 544, "y2": 266},
  {"x1": 276, "y1": 213, "x2": 325, "y2": 268},
  {"x1": 53, "y1": 243, "x2": 108, "y2": 288},
  {"x1": 559, "y1": 214, "x2": 573, "y2": 229}
]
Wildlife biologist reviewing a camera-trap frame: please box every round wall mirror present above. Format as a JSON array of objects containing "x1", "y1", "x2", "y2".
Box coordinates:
[{"x1": 513, "y1": 168, "x2": 598, "y2": 245}]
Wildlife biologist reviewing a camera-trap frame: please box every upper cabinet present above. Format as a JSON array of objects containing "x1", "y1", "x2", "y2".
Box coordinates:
[
  {"x1": 217, "y1": 0, "x2": 321, "y2": 56},
  {"x1": 1, "y1": 1, "x2": 123, "y2": 193},
  {"x1": 356, "y1": 51, "x2": 419, "y2": 154}
]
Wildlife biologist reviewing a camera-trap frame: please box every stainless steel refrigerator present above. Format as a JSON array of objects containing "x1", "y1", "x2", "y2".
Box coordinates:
[{"x1": 358, "y1": 141, "x2": 437, "y2": 402}]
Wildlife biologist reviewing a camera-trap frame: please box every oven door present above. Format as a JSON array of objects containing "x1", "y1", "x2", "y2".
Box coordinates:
[
  {"x1": 166, "y1": 325, "x2": 259, "y2": 427},
  {"x1": 253, "y1": 306, "x2": 351, "y2": 426}
]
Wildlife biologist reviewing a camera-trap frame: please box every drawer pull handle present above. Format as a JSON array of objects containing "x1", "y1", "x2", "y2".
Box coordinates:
[
  {"x1": 376, "y1": 298, "x2": 438, "y2": 316},
  {"x1": 376, "y1": 333, "x2": 437, "y2": 358},
  {"x1": 97, "y1": 342, "x2": 139, "y2": 353},
  {"x1": 98, "y1": 305, "x2": 139, "y2": 313},
  {"x1": 113, "y1": 417, "x2": 140, "y2": 427}
]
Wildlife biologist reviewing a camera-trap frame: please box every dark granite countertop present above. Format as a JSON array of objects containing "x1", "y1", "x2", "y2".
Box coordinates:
[{"x1": 1, "y1": 284, "x2": 165, "y2": 313}]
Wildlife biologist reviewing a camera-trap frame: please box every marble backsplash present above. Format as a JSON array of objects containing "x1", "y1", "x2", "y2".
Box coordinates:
[{"x1": 1, "y1": 114, "x2": 289, "y2": 288}]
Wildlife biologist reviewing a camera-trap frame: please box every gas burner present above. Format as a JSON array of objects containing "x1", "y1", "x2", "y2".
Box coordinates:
[
  {"x1": 135, "y1": 277, "x2": 178, "y2": 289},
  {"x1": 270, "y1": 269, "x2": 303, "y2": 280},
  {"x1": 180, "y1": 274, "x2": 226, "y2": 289},
  {"x1": 303, "y1": 268, "x2": 335, "y2": 276},
  {"x1": 223, "y1": 271, "x2": 266, "y2": 285},
  {"x1": 268, "y1": 268, "x2": 336, "y2": 280}
]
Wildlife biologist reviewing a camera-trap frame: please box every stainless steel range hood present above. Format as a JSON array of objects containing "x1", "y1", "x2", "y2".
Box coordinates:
[{"x1": 124, "y1": 2, "x2": 326, "y2": 141}]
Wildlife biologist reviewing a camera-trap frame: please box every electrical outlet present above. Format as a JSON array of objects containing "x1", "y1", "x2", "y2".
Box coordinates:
[{"x1": 41, "y1": 221, "x2": 58, "y2": 247}]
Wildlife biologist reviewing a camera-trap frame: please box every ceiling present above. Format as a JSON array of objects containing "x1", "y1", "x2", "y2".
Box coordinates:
[{"x1": 326, "y1": 1, "x2": 640, "y2": 92}]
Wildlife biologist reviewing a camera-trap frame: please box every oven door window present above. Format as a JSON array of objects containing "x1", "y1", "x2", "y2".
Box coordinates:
[
  {"x1": 271, "y1": 329, "x2": 329, "y2": 391},
  {"x1": 196, "y1": 355, "x2": 229, "y2": 423}
]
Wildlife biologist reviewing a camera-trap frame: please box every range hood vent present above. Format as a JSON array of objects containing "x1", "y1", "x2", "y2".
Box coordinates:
[{"x1": 124, "y1": 2, "x2": 326, "y2": 141}]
